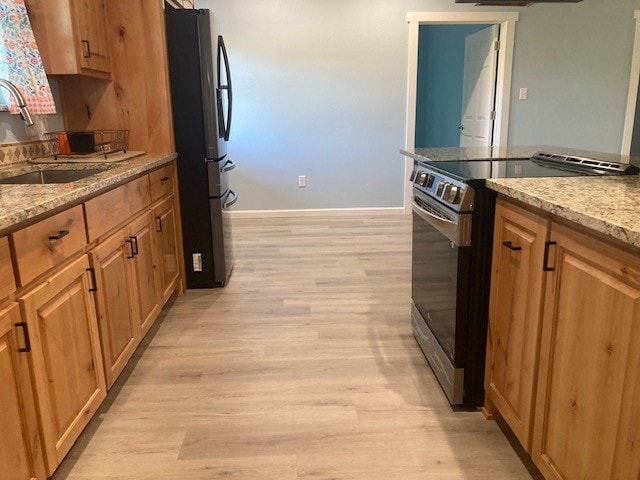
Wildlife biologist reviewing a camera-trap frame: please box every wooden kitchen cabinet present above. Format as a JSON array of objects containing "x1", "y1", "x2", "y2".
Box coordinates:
[
  {"x1": 153, "y1": 195, "x2": 180, "y2": 305},
  {"x1": 531, "y1": 222, "x2": 640, "y2": 479},
  {"x1": 19, "y1": 255, "x2": 106, "y2": 476},
  {"x1": 485, "y1": 199, "x2": 549, "y2": 451},
  {"x1": 128, "y1": 212, "x2": 162, "y2": 338},
  {"x1": 0, "y1": 303, "x2": 46, "y2": 480},
  {"x1": 26, "y1": 0, "x2": 111, "y2": 78},
  {"x1": 89, "y1": 227, "x2": 139, "y2": 389},
  {"x1": 0, "y1": 236, "x2": 16, "y2": 300}
]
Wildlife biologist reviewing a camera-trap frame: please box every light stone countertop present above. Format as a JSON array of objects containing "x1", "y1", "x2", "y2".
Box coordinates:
[
  {"x1": 487, "y1": 176, "x2": 640, "y2": 249},
  {"x1": 0, "y1": 152, "x2": 176, "y2": 235}
]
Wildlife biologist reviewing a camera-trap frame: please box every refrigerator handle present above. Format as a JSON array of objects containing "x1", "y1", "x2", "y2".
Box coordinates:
[
  {"x1": 223, "y1": 189, "x2": 238, "y2": 209},
  {"x1": 218, "y1": 35, "x2": 232, "y2": 141},
  {"x1": 220, "y1": 159, "x2": 236, "y2": 173}
]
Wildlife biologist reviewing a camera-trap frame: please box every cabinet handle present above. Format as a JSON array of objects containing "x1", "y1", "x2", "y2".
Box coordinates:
[
  {"x1": 160, "y1": 176, "x2": 170, "y2": 182},
  {"x1": 502, "y1": 241, "x2": 522, "y2": 251},
  {"x1": 130, "y1": 236, "x2": 139, "y2": 255},
  {"x1": 543, "y1": 241, "x2": 557, "y2": 271},
  {"x1": 86, "y1": 268, "x2": 98, "y2": 292},
  {"x1": 82, "y1": 40, "x2": 91, "y2": 58},
  {"x1": 155, "y1": 216, "x2": 163, "y2": 233},
  {"x1": 15, "y1": 322, "x2": 31, "y2": 353},
  {"x1": 126, "y1": 239, "x2": 135, "y2": 259},
  {"x1": 49, "y1": 230, "x2": 69, "y2": 241}
]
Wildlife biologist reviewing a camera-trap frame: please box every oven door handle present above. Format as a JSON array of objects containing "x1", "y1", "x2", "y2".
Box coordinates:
[{"x1": 411, "y1": 200, "x2": 471, "y2": 247}]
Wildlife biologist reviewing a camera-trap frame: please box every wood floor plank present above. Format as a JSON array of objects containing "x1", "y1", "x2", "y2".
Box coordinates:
[{"x1": 52, "y1": 214, "x2": 533, "y2": 479}]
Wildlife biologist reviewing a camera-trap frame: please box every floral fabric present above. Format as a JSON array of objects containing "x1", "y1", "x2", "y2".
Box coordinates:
[{"x1": 0, "y1": 0, "x2": 56, "y2": 114}]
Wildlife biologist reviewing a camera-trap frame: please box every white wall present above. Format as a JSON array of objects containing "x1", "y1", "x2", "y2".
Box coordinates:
[{"x1": 196, "y1": 0, "x2": 639, "y2": 211}]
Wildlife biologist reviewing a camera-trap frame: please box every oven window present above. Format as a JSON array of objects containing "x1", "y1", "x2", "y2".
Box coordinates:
[{"x1": 411, "y1": 211, "x2": 469, "y2": 365}]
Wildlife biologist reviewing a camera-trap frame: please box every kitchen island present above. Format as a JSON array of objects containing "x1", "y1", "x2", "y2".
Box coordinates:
[{"x1": 405, "y1": 146, "x2": 640, "y2": 480}]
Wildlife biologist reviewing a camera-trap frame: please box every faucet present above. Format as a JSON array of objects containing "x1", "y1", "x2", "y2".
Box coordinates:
[{"x1": 0, "y1": 79, "x2": 34, "y2": 126}]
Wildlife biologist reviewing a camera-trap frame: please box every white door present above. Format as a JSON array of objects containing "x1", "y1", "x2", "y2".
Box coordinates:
[{"x1": 459, "y1": 25, "x2": 500, "y2": 148}]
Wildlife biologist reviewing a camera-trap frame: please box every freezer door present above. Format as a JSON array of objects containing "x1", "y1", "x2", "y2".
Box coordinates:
[{"x1": 209, "y1": 188, "x2": 237, "y2": 285}]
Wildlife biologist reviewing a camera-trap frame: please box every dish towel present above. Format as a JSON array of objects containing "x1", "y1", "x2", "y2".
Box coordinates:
[{"x1": 0, "y1": 0, "x2": 56, "y2": 114}]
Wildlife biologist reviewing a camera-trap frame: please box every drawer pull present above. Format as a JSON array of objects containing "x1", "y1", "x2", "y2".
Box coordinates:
[
  {"x1": 130, "y1": 236, "x2": 139, "y2": 255},
  {"x1": 155, "y1": 216, "x2": 163, "y2": 233},
  {"x1": 86, "y1": 268, "x2": 98, "y2": 292},
  {"x1": 502, "y1": 241, "x2": 522, "y2": 251},
  {"x1": 15, "y1": 322, "x2": 31, "y2": 353},
  {"x1": 126, "y1": 239, "x2": 135, "y2": 259},
  {"x1": 49, "y1": 230, "x2": 70, "y2": 241},
  {"x1": 160, "y1": 176, "x2": 170, "y2": 182},
  {"x1": 82, "y1": 39, "x2": 91, "y2": 58},
  {"x1": 543, "y1": 241, "x2": 557, "y2": 272}
]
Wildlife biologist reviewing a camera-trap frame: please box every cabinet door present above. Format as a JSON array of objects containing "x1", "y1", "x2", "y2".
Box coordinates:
[
  {"x1": 484, "y1": 199, "x2": 549, "y2": 451},
  {"x1": 532, "y1": 223, "x2": 640, "y2": 479},
  {"x1": 72, "y1": 0, "x2": 111, "y2": 74},
  {"x1": 153, "y1": 196, "x2": 180, "y2": 304},
  {"x1": 0, "y1": 303, "x2": 45, "y2": 480},
  {"x1": 89, "y1": 228, "x2": 138, "y2": 389},
  {"x1": 20, "y1": 255, "x2": 106, "y2": 476},
  {"x1": 129, "y1": 213, "x2": 161, "y2": 338}
]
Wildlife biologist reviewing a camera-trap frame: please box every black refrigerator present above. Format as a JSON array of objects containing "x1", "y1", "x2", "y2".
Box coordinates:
[{"x1": 165, "y1": 5, "x2": 237, "y2": 288}]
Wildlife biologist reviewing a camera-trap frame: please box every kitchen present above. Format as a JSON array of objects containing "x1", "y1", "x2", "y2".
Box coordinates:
[{"x1": 0, "y1": 0, "x2": 639, "y2": 479}]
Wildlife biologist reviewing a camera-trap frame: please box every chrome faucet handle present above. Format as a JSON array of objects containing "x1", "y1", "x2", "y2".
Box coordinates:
[{"x1": 0, "y1": 78, "x2": 35, "y2": 126}]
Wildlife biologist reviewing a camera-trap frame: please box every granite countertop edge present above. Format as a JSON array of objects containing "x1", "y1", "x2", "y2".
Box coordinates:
[
  {"x1": 0, "y1": 152, "x2": 177, "y2": 235},
  {"x1": 486, "y1": 177, "x2": 640, "y2": 249}
]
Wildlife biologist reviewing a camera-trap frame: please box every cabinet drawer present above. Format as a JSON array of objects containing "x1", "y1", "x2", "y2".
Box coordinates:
[
  {"x1": 12, "y1": 205, "x2": 87, "y2": 286},
  {"x1": 149, "y1": 163, "x2": 175, "y2": 203},
  {"x1": 85, "y1": 175, "x2": 151, "y2": 242},
  {"x1": 0, "y1": 236, "x2": 15, "y2": 298}
]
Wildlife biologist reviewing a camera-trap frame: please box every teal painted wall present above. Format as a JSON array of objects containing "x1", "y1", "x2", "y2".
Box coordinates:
[{"x1": 415, "y1": 24, "x2": 489, "y2": 148}]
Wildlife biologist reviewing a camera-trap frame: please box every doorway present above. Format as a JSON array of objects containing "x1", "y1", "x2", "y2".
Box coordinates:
[
  {"x1": 622, "y1": 10, "x2": 640, "y2": 155},
  {"x1": 404, "y1": 12, "x2": 519, "y2": 213}
]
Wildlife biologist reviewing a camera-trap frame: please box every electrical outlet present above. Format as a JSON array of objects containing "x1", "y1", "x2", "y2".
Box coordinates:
[
  {"x1": 192, "y1": 253, "x2": 203, "y2": 272},
  {"x1": 519, "y1": 87, "x2": 528, "y2": 101},
  {"x1": 298, "y1": 175, "x2": 307, "y2": 188}
]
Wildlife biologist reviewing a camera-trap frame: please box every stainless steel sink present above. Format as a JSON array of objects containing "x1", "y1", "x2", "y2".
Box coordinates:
[{"x1": 0, "y1": 169, "x2": 104, "y2": 185}]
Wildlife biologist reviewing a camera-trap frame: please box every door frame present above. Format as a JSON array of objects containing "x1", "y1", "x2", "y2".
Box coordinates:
[
  {"x1": 622, "y1": 10, "x2": 640, "y2": 155},
  {"x1": 403, "y1": 12, "x2": 519, "y2": 213}
]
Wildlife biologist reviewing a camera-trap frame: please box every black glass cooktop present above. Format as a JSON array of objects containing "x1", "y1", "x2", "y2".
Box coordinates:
[{"x1": 423, "y1": 156, "x2": 639, "y2": 182}]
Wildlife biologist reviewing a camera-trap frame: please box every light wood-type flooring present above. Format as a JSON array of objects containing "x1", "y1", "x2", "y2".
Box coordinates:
[{"x1": 53, "y1": 215, "x2": 534, "y2": 479}]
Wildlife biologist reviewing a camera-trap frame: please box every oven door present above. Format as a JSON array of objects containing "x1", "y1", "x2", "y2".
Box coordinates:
[{"x1": 411, "y1": 188, "x2": 471, "y2": 404}]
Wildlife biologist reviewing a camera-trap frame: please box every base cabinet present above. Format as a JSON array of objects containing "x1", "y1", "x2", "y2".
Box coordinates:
[
  {"x1": 153, "y1": 195, "x2": 180, "y2": 305},
  {"x1": 486, "y1": 197, "x2": 640, "y2": 480},
  {"x1": 127, "y1": 212, "x2": 162, "y2": 338},
  {"x1": 19, "y1": 255, "x2": 106, "y2": 476},
  {"x1": 89, "y1": 227, "x2": 139, "y2": 389},
  {"x1": 485, "y1": 199, "x2": 549, "y2": 450},
  {"x1": 0, "y1": 303, "x2": 45, "y2": 480},
  {"x1": 532, "y1": 223, "x2": 640, "y2": 480}
]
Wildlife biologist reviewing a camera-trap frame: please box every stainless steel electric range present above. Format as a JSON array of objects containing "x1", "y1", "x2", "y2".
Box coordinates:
[{"x1": 409, "y1": 152, "x2": 639, "y2": 408}]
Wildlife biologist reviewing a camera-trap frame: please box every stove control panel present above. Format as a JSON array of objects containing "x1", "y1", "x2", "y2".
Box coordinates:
[{"x1": 411, "y1": 164, "x2": 473, "y2": 212}]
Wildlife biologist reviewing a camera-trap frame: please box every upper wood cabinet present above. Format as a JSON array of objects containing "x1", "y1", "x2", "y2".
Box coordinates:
[
  {"x1": 532, "y1": 222, "x2": 640, "y2": 480},
  {"x1": 0, "y1": 303, "x2": 46, "y2": 480},
  {"x1": 485, "y1": 199, "x2": 549, "y2": 451},
  {"x1": 26, "y1": 0, "x2": 111, "y2": 78}
]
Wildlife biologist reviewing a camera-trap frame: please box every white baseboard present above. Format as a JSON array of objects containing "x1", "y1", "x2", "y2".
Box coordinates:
[{"x1": 227, "y1": 207, "x2": 406, "y2": 219}]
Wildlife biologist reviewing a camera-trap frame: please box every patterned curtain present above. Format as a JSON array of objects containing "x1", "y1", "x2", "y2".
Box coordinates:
[{"x1": 0, "y1": 0, "x2": 56, "y2": 114}]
